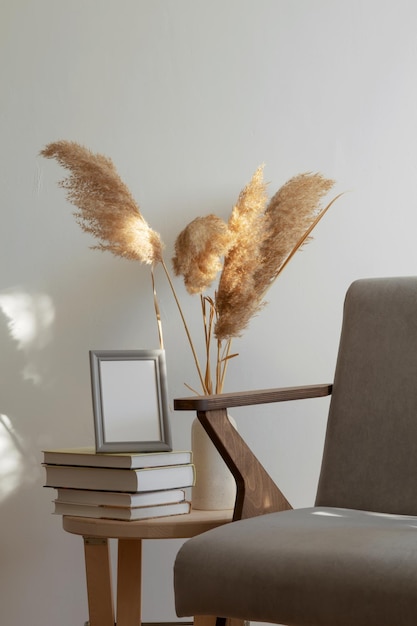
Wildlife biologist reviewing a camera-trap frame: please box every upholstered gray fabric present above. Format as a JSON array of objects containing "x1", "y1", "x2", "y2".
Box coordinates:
[
  {"x1": 174, "y1": 277, "x2": 417, "y2": 625},
  {"x1": 174, "y1": 507, "x2": 417, "y2": 626},
  {"x1": 315, "y1": 276, "x2": 417, "y2": 514}
]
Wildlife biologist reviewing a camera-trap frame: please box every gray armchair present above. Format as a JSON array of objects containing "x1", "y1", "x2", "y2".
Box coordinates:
[{"x1": 173, "y1": 277, "x2": 417, "y2": 626}]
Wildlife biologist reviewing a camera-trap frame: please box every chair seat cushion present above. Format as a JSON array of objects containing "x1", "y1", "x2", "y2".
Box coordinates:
[{"x1": 174, "y1": 507, "x2": 417, "y2": 626}]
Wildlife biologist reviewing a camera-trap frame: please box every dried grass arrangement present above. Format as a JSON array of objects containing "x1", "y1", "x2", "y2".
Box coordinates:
[{"x1": 41, "y1": 141, "x2": 341, "y2": 395}]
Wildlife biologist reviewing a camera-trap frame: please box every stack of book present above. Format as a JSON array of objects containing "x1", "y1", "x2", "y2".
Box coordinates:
[{"x1": 42, "y1": 447, "x2": 194, "y2": 521}]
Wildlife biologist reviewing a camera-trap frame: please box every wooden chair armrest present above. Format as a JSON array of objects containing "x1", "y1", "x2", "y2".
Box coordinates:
[
  {"x1": 174, "y1": 383, "x2": 332, "y2": 412},
  {"x1": 174, "y1": 384, "x2": 332, "y2": 521}
]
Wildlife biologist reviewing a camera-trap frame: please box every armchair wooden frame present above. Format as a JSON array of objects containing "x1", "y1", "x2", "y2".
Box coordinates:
[{"x1": 174, "y1": 383, "x2": 332, "y2": 521}]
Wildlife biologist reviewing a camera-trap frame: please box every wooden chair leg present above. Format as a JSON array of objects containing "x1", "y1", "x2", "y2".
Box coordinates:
[
  {"x1": 194, "y1": 617, "x2": 246, "y2": 626},
  {"x1": 194, "y1": 617, "x2": 217, "y2": 626},
  {"x1": 83, "y1": 537, "x2": 115, "y2": 626},
  {"x1": 116, "y1": 538, "x2": 142, "y2": 626}
]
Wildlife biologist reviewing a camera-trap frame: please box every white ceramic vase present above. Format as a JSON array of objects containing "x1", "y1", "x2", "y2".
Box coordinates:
[{"x1": 191, "y1": 415, "x2": 237, "y2": 510}]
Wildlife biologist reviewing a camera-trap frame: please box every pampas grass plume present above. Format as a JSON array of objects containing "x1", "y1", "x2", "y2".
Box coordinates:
[{"x1": 40, "y1": 141, "x2": 163, "y2": 265}]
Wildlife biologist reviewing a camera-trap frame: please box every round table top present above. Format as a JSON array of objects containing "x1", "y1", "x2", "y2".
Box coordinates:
[{"x1": 62, "y1": 507, "x2": 234, "y2": 539}]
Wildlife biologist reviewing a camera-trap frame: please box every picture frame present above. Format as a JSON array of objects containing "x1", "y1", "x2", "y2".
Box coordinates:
[{"x1": 89, "y1": 349, "x2": 172, "y2": 453}]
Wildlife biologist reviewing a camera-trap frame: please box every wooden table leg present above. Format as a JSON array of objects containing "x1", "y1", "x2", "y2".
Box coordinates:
[
  {"x1": 83, "y1": 537, "x2": 115, "y2": 626},
  {"x1": 116, "y1": 538, "x2": 142, "y2": 626}
]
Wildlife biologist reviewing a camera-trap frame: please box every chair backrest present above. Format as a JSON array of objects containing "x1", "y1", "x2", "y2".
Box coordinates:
[{"x1": 315, "y1": 276, "x2": 417, "y2": 515}]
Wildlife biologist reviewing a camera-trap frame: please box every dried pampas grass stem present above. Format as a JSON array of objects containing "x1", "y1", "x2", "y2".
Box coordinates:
[
  {"x1": 40, "y1": 140, "x2": 208, "y2": 393},
  {"x1": 215, "y1": 165, "x2": 269, "y2": 341},
  {"x1": 173, "y1": 166, "x2": 340, "y2": 393},
  {"x1": 254, "y1": 172, "x2": 336, "y2": 295},
  {"x1": 42, "y1": 139, "x2": 342, "y2": 396}
]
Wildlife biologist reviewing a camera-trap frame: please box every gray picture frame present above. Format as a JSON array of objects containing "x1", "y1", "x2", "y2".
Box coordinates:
[{"x1": 89, "y1": 349, "x2": 172, "y2": 453}]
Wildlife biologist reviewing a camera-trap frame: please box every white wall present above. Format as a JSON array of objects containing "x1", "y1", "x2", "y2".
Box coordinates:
[{"x1": 2, "y1": 1, "x2": 417, "y2": 624}]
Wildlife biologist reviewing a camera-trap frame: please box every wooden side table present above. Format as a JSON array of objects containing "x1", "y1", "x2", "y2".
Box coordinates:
[{"x1": 63, "y1": 508, "x2": 234, "y2": 626}]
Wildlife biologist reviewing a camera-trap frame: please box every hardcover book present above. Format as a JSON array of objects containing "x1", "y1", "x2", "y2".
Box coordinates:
[
  {"x1": 43, "y1": 447, "x2": 192, "y2": 469},
  {"x1": 53, "y1": 499, "x2": 191, "y2": 521},
  {"x1": 54, "y1": 487, "x2": 186, "y2": 507},
  {"x1": 43, "y1": 463, "x2": 195, "y2": 493}
]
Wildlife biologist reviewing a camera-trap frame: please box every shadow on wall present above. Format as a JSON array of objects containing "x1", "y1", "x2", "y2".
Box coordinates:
[{"x1": 0, "y1": 289, "x2": 55, "y2": 503}]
